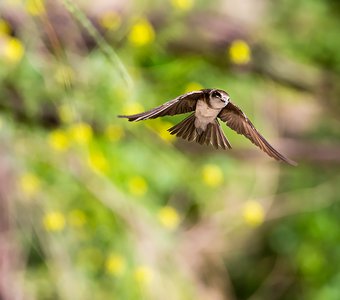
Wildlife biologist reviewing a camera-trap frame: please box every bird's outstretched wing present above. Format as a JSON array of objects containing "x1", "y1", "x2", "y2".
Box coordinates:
[
  {"x1": 218, "y1": 102, "x2": 296, "y2": 165},
  {"x1": 118, "y1": 91, "x2": 203, "y2": 121}
]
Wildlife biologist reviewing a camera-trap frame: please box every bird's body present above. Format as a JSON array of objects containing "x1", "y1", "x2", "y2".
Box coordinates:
[
  {"x1": 118, "y1": 89, "x2": 296, "y2": 166},
  {"x1": 195, "y1": 99, "x2": 223, "y2": 132}
]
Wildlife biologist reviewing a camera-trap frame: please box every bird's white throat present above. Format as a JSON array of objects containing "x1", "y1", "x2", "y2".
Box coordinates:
[{"x1": 194, "y1": 99, "x2": 221, "y2": 131}]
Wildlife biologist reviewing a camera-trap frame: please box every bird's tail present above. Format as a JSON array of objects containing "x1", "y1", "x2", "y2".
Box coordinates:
[{"x1": 168, "y1": 114, "x2": 232, "y2": 150}]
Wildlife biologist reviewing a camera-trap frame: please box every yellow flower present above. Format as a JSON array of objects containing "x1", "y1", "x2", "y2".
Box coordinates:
[
  {"x1": 153, "y1": 121, "x2": 175, "y2": 142},
  {"x1": 184, "y1": 82, "x2": 203, "y2": 93},
  {"x1": 19, "y1": 173, "x2": 41, "y2": 197},
  {"x1": 128, "y1": 18, "x2": 155, "y2": 47},
  {"x1": 88, "y1": 151, "x2": 109, "y2": 173},
  {"x1": 171, "y1": 0, "x2": 194, "y2": 11},
  {"x1": 106, "y1": 253, "x2": 126, "y2": 276},
  {"x1": 134, "y1": 265, "x2": 152, "y2": 285},
  {"x1": 202, "y1": 164, "x2": 224, "y2": 187},
  {"x1": 242, "y1": 200, "x2": 265, "y2": 227},
  {"x1": 26, "y1": 0, "x2": 45, "y2": 16},
  {"x1": 1, "y1": 37, "x2": 24, "y2": 64},
  {"x1": 54, "y1": 64, "x2": 74, "y2": 87},
  {"x1": 228, "y1": 40, "x2": 251, "y2": 65},
  {"x1": 48, "y1": 129, "x2": 70, "y2": 152},
  {"x1": 0, "y1": 116, "x2": 3, "y2": 130},
  {"x1": 69, "y1": 122, "x2": 93, "y2": 145},
  {"x1": 43, "y1": 211, "x2": 66, "y2": 232},
  {"x1": 0, "y1": 20, "x2": 11, "y2": 36},
  {"x1": 58, "y1": 104, "x2": 75, "y2": 124},
  {"x1": 122, "y1": 102, "x2": 144, "y2": 116},
  {"x1": 158, "y1": 206, "x2": 180, "y2": 230},
  {"x1": 128, "y1": 176, "x2": 148, "y2": 197},
  {"x1": 99, "y1": 11, "x2": 122, "y2": 31},
  {"x1": 105, "y1": 124, "x2": 124, "y2": 142},
  {"x1": 68, "y1": 209, "x2": 87, "y2": 228}
]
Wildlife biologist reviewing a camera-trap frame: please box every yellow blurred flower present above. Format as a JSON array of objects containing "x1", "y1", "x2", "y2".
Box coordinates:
[
  {"x1": 128, "y1": 18, "x2": 155, "y2": 47},
  {"x1": 105, "y1": 124, "x2": 124, "y2": 142},
  {"x1": 0, "y1": 20, "x2": 11, "y2": 36},
  {"x1": 1, "y1": 37, "x2": 24, "y2": 64},
  {"x1": 106, "y1": 253, "x2": 126, "y2": 276},
  {"x1": 43, "y1": 211, "x2": 66, "y2": 232},
  {"x1": 153, "y1": 121, "x2": 175, "y2": 142},
  {"x1": 158, "y1": 206, "x2": 180, "y2": 230},
  {"x1": 134, "y1": 265, "x2": 152, "y2": 285},
  {"x1": 171, "y1": 0, "x2": 194, "y2": 11},
  {"x1": 19, "y1": 173, "x2": 41, "y2": 197},
  {"x1": 242, "y1": 200, "x2": 265, "y2": 227},
  {"x1": 202, "y1": 164, "x2": 224, "y2": 187},
  {"x1": 69, "y1": 122, "x2": 93, "y2": 145},
  {"x1": 68, "y1": 209, "x2": 87, "y2": 228},
  {"x1": 228, "y1": 40, "x2": 251, "y2": 65},
  {"x1": 99, "y1": 11, "x2": 122, "y2": 31},
  {"x1": 128, "y1": 176, "x2": 148, "y2": 197},
  {"x1": 48, "y1": 129, "x2": 70, "y2": 152},
  {"x1": 88, "y1": 151, "x2": 109, "y2": 173},
  {"x1": 54, "y1": 64, "x2": 74, "y2": 87},
  {"x1": 26, "y1": 0, "x2": 45, "y2": 16},
  {"x1": 58, "y1": 104, "x2": 75, "y2": 124},
  {"x1": 0, "y1": 116, "x2": 3, "y2": 130},
  {"x1": 184, "y1": 82, "x2": 203, "y2": 93},
  {"x1": 122, "y1": 102, "x2": 144, "y2": 115}
]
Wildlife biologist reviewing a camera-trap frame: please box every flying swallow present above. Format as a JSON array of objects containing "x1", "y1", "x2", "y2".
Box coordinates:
[{"x1": 118, "y1": 89, "x2": 296, "y2": 165}]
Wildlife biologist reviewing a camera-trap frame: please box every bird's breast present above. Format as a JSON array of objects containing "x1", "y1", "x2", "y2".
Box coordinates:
[{"x1": 194, "y1": 100, "x2": 220, "y2": 131}]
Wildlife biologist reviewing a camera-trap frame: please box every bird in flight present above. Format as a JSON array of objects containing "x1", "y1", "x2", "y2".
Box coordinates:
[{"x1": 118, "y1": 89, "x2": 296, "y2": 165}]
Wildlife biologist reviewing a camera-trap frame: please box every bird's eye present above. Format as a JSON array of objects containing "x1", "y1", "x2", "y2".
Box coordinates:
[{"x1": 212, "y1": 91, "x2": 221, "y2": 99}]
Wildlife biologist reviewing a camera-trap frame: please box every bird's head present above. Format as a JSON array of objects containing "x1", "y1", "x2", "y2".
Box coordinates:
[{"x1": 208, "y1": 89, "x2": 230, "y2": 109}]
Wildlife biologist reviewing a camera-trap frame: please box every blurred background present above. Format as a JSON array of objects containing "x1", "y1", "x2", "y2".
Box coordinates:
[{"x1": 1, "y1": 0, "x2": 340, "y2": 299}]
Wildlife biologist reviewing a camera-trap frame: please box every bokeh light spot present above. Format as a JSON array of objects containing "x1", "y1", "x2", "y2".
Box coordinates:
[
  {"x1": 128, "y1": 176, "x2": 148, "y2": 197},
  {"x1": 128, "y1": 18, "x2": 155, "y2": 47},
  {"x1": 1, "y1": 37, "x2": 24, "y2": 64},
  {"x1": 184, "y1": 82, "x2": 203, "y2": 93},
  {"x1": 243, "y1": 200, "x2": 265, "y2": 227},
  {"x1": 171, "y1": 0, "x2": 194, "y2": 11},
  {"x1": 0, "y1": 20, "x2": 11, "y2": 36},
  {"x1": 69, "y1": 122, "x2": 93, "y2": 145},
  {"x1": 202, "y1": 164, "x2": 224, "y2": 187},
  {"x1": 134, "y1": 265, "x2": 152, "y2": 285},
  {"x1": 228, "y1": 40, "x2": 251, "y2": 65},
  {"x1": 43, "y1": 211, "x2": 66, "y2": 232},
  {"x1": 106, "y1": 253, "x2": 126, "y2": 276},
  {"x1": 153, "y1": 120, "x2": 176, "y2": 142},
  {"x1": 123, "y1": 102, "x2": 145, "y2": 115},
  {"x1": 48, "y1": 129, "x2": 70, "y2": 152},
  {"x1": 158, "y1": 206, "x2": 180, "y2": 230},
  {"x1": 88, "y1": 151, "x2": 109, "y2": 174},
  {"x1": 26, "y1": 0, "x2": 45, "y2": 16}
]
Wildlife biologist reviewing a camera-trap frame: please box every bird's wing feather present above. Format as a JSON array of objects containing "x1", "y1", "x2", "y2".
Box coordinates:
[
  {"x1": 218, "y1": 102, "x2": 296, "y2": 165},
  {"x1": 168, "y1": 115, "x2": 232, "y2": 150},
  {"x1": 118, "y1": 91, "x2": 203, "y2": 121}
]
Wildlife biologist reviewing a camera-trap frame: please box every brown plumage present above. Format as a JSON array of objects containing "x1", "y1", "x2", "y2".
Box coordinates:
[{"x1": 118, "y1": 89, "x2": 296, "y2": 166}]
